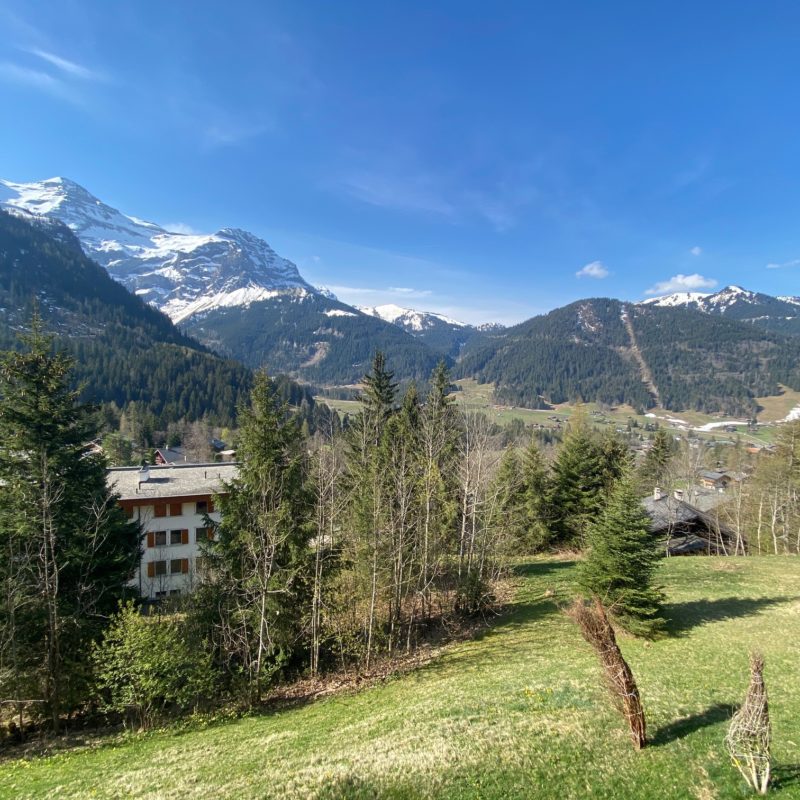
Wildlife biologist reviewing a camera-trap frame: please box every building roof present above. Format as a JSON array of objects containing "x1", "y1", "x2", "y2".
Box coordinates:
[
  {"x1": 699, "y1": 470, "x2": 726, "y2": 481},
  {"x1": 154, "y1": 447, "x2": 187, "y2": 464},
  {"x1": 641, "y1": 494, "x2": 699, "y2": 532},
  {"x1": 108, "y1": 463, "x2": 239, "y2": 501}
]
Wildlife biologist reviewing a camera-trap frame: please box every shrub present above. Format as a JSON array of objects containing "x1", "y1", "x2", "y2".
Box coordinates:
[{"x1": 92, "y1": 602, "x2": 217, "y2": 730}]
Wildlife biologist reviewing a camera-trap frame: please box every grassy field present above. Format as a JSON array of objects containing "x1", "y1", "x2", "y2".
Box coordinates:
[
  {"x1": 3, "y1": 557, "x2": 799, "y2": 799},
  {"x1": 316, "y1": 380, "x2": 799, "y2": 447}
]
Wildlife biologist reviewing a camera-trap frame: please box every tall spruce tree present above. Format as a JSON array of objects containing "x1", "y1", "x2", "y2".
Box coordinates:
[
  {"x1": 638, "y1": 427, "x2": 675, "y2": 493},
  {"x1": 548, "y1": 414, "x2": 607, "y2": 547},
  {"x1": 578, "y1": 471, "x2": 665, "y2": 637},
  {"x1": 199, "y1": 370, "x2": 311, "y2": 703},
  {"x1": 521, "y1": 438, "x2": 552, "y2": 550},
  {"x1": 0, "y1": 317, "x2": 140, "y2": 729}
]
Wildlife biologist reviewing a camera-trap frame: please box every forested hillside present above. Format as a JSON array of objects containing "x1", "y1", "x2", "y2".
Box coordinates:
[
  {"x1": 0, "y1": 210, "x2": 252, "y2": 426},
  {"x1": 183, "y1": 293, "x2": 442, "y2": 384},
  {"x1": 458, "y1": 298, "x2": 800, "y2": 415}
]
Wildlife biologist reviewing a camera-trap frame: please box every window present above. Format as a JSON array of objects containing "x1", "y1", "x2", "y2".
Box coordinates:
[
  {"x1": 170, "y1": 558, "x2": 183, "y2": 574},
  {"x1": 169, "y1": 589, "x2": 181, "y2": 597},
  {"x1": 195, "y1": 500, "x2": 208, "y2": 514},
  {"x1": 195, "y1": 527, "x2": 211, "y2": 543},
  {"x1": 154, "y1": 531, "x2": 167, "y2": 547},
  {"x1": 170, "y1": 529, "x2": 183, "y2": 546},
  {"x1": 155, "y1": 591, "x2": 168, "y2": 599},
  {"x1": 154, "y1": 560, "x2": 167, "y2": 576}
]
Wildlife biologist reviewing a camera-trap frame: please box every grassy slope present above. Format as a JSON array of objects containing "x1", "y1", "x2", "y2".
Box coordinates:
[{"x1": 3, "y1": 558, "x2": 799, "y2": 799}]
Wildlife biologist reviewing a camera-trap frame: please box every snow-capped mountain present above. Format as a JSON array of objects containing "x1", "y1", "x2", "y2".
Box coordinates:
[
  {"x1": 356, "y1": 303, "x2": 501, "y2": 358},
  {"x1": 640, "y1": 285, "x2": 800, "y2": 336},
  {"x1": 640, "y1": 291, "x2": 711, "y2": 309},
  {"x1": 358, "y1": 303, "x2": 468, "y2": 332},
  {"x1": 0, "y1": 177, "x2": 315, "y2": 323}
]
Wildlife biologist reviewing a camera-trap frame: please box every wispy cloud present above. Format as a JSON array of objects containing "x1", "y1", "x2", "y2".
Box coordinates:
[
  {"x1": 766, "y1": 258, "x2": 800, "y2": 270},
  {"x1": 201, "y1": 120, "x2": 271, "y2": 149},
  {"x1": 0, "y1": 62, "x2": 61, "y2": 91},
  {"x1": 576, "y1": 260, "x2": 609, "y2": 279},
  {"x1": 340, "y1": 170, "x2": 456, "y2": 218},
  {"x1": 327, "y1": 285, "x2": 434, "y2": 304},
  {"x1": 162, "y1": 222, "x2": 200, "y2": 235},
  {"x1": 0, "y1": 42, "x2": 108, "y2": 106},
  {"x1": 25, "y1": 48, "x2": 106, "y2": 81},
  {"x1": 690, "y1": 246, "x2": 702, "y2": 256},
  {"x1": 645, "y1": 273, "x2": 717, "y2": 296}
]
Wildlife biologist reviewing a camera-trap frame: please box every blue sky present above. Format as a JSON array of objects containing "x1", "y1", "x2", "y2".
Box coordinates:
[{"x1": 2, "y1": 2, "x2": 800, "y2": 325}]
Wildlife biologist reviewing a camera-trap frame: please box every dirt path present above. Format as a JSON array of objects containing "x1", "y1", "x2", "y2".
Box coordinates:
[{"x1": 622, "y1": 304, "x2": 662, "y2": 406}]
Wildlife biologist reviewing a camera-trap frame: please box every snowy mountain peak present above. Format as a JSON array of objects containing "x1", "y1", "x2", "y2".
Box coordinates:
[
  {"x1": 778, "y1": 295, "x2": 800, "y2": 307},
  {"x1": 0, "y1": 177, "x2": 314, "y2": 323},
  {"x1": 640, "y1": 291, "x2": 710, "y2": 308},
  {"x1": 358, "y1": 303, "x2": 468, "y2": 331}
]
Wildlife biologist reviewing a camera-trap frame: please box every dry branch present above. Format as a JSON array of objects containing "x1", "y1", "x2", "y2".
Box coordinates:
[
  {"x1": 568, "y1": 597, "x2": 647, "y2": 749},
  {"x1": 726, "y1": 652, "x2": 771, "y2": 795}
]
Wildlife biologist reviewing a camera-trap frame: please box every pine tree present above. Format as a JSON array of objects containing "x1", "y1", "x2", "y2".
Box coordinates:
[
  {"x1": 521, "y1": 438, "x2": 552, "y2": 550},
  {"x1": 578, "y1": 471, "x2": 665, "y2": 637},
  {"x1": 548, "y1": 414, "x2": 607, "y2": 547},
  {"x1": 199, "y1": 370, "x2": 311, "y2": 703},
  {"x1": 0, "y1": 316, "x2": 140, "y2": 729},
  {"x1": 638, "y1": 427, "x2": 675, "y2": 492}
]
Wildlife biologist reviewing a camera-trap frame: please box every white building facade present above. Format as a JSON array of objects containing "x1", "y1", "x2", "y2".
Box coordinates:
[{"x1": 108, "y1": 463, "x2": 238, "y2": 600}]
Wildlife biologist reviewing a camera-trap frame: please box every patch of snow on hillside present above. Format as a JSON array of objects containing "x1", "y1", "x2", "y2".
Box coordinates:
[
  {"x1": 324, "y1": 308, "x2": 356, "y2": 318},
  {"x1": 166, "y1": 286, "x2": 307, "y2": 323},
  {"x1": 782, "y1": 405, "x2": 800, "y2": 423},
  {"x1": 693, "y1": 419, "x2": 747, "y2": 432}
]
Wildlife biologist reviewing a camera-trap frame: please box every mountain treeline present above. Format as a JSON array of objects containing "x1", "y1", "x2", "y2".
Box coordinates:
[
  {"x1": 0, "y1": 211, "x2": 342, "y2": 440},
  {"x1": 458, "y1": 299, "x2": 800, "y2": 415},
  {"x1": 184, "y1": 293, "x2": 443, "y2": 385}
]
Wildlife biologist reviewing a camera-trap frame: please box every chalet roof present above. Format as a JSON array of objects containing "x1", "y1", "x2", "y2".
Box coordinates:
[
  {"x1": 154, "y1": 447, "x2": 187, "y2": 464},
  {"x1": 641, "y1": 494, "x2": 699, "y2": 532},
  {"x1": 699, "y1": 470, "x2": 726, "y2": 481},
  {"x1": 108, "y1": 463, "x2": 238, "y2": 501}
]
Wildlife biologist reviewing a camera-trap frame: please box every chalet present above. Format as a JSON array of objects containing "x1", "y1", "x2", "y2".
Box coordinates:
[
  {"x1": 153, "y1": 446, "x2": 188, "y2": 465},
  {"x1": 698, "y1": 470, "x2": 732, "y2": 490},
  {"x1": 108, "y1": 463, "x2": 237, "y2": 600},
  {"x1": 643, "y1": 487, "x2": 735, "y2": 555}
]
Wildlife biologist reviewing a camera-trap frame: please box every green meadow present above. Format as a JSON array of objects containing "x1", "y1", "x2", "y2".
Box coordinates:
[{"x1": 3, "y1": 556, "x2": 799, "y2": 799}]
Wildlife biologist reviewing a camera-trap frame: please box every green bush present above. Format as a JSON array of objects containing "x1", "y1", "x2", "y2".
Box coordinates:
[{"x1": 92, "y1": 602, "x2": 217, "y2": 730}]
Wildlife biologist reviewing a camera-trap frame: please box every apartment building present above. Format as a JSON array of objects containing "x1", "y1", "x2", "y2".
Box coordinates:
[{"x1": 108, "y1": 462, "x2": 238, "y2": 600}]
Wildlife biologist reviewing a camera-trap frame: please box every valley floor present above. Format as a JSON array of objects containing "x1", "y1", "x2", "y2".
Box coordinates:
[{"x1": 2, "y1": 557, "x2": 799, "y2": 799}]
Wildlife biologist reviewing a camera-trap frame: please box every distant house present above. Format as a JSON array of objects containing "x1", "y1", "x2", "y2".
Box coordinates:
[
  {"x1": 154, "y1": 447, "x2": 187, "y2": 465},
  {"x1": 698, "y1": 470, "x2": 732, "y2": 490},
  {"x1": 643, "y1": 488, "x2": 735, "y2": 555},
  {"x1": 109, "y1": 462, "x2": 237, "y2": 600}
]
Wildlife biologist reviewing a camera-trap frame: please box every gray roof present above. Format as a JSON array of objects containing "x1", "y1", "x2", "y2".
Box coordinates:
[
  {"x1": 642, "y1": 494, "x2": 699, "y2": 532},
  {"x1": 155, "y1": 447, "x2": 187, "y2": 464},
  {"x1": 700, "y1": 470, "x2": 726, "y2": 481},
  {"x1": 108, "y1": 463, "x2": 238, "y2": 501}
]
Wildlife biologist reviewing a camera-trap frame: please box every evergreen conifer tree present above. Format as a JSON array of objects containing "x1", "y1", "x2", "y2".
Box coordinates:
[
  {"x1": 578, "y1": 471, "x2": 665, "y2": 637},
  {"x1": 0, "y1": 316, "x2": 140, "y2": 728},
  {"x1": 638, "y1": 427, "x2": 675, "y2": 492},
  {"x1": 548, "y1": 414, "x2": 607, "y2": 547},
  {"x1": 521, "y1": 438, "x2": 552, "y2": 550},
  {"x1": 199, "y1": 370, "x2": 311, "y2": 703}
]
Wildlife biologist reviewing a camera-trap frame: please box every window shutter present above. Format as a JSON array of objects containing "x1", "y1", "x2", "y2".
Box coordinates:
[
  {"x1": 147, "y1": 561, "x2": 155, "y2": 578},
  {"x1": 154, "y1": 503, "x2": 166, "y2": 518},
  {"x1": 181, "y1": 558, "x2": 189, "y2": 574},
  {"x1": 208, "y1": 499, "x2": 215, "y2": 513},
  {"x1": 207, "y1": 528, "x2": 214, "y2": 541},
  {"x1": 147, "y1": 531, "x2": 155, "y2": 548},
  {"x1": 170, "y1": 503, "x2": 182, "y2": 516},
  {"x1": 181, "y1": 529, "x2": 189, "y2": 545}
]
